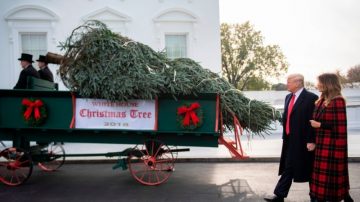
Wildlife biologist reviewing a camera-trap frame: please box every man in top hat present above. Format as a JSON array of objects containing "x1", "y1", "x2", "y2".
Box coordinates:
[
  {"x1": 13, "y1": 53, "x2": 40, "y2": 89},
  {"x1": 36, "y1": 55, "x2": 54, "y2": 82}
]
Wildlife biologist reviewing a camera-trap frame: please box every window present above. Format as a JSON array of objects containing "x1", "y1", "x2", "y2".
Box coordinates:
[
  {"x1": 165, "y1": 34, "x2": 187, "y2": 59},
  {"x1": 21, "y1": 33, "x2": 47, "y2": 60}
]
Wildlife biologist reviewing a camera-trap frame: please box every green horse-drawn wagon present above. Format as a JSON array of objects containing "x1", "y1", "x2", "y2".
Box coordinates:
[{"x1": 0, "y1": 79, "x2": 246, "y2": 186}]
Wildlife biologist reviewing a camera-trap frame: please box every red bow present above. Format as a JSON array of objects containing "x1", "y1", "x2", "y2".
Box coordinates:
[
  {"x1": 22, "y1": 99, "x2": 43, "y2": 120},
  {"x1": 177, "y1": 102, "x2": 200, "y2": 126}
]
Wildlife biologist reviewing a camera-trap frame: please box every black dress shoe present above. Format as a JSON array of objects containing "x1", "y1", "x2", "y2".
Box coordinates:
[
  {"x1": 310, "y1": 196, "x2": 317, "y2": 202},
  {"x1": 264, "y1": 195, "x2": 284, "y2": 202},
  {"x1": 344, "y1": 194, "x2": 354, "y2": 202}
]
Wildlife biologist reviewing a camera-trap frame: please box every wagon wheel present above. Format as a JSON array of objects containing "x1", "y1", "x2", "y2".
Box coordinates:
[
  {"x1": 128, "y1": 139, "x2": 175, "y2": 186},
  {"x1": 38, "y1": 143, "x2": 65, "y2": 172},
  {"x1": 0, "y1": 147, "x2": 33, "y2": 186}
]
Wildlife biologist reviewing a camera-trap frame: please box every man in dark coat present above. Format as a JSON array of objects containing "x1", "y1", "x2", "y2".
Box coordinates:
[
  {"x1": 264, "y1": 74, "x2": 318, "y2": 202},
  {"x1": 36, "y1": 55, "x2": 54, "y2": 82},
  {"x1": 13, "y1": 53, "x2": 40, "y2": 89}
]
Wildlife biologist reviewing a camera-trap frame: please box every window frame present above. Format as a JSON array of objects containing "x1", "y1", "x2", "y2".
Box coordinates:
[
  {"x1": 19, "y1": 32, "x2": 48, "y2": 61},
  {"x1": 164, "y1": 33, "x2": 188, "y2": 59}
]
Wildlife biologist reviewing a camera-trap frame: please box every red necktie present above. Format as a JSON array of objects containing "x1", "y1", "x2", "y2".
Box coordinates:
[{"x1": 286, "y1": 94, "x2": 295, "y2": 135}]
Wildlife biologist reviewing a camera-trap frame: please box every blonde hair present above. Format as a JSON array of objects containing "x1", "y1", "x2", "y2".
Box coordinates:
[
  {"x1": 288, "y1": 73, "x2": 304, "y2": 87},
  {"x1": 317, "y1": 73, "x2": 343, "y2": 105}
]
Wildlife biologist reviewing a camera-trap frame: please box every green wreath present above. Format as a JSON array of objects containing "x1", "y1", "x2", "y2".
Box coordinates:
[
  {"x1": 21, "y1": 98, "x2": 47, "y2": 126},
  {"x1": 176, "y1": 102, "x2": 203, "y2": 130}
]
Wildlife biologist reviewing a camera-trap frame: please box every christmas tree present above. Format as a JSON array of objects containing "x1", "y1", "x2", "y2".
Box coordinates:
[{"x1": 58, "y1": 20, "x2": 280, "y2": 135}]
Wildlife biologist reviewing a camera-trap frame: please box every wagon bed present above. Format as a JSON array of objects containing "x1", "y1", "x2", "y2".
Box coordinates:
[{"x1": 0, "y1": 80, "x2": 246, "y2": 186}]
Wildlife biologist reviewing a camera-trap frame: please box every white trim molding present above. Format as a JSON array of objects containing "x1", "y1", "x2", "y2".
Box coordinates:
[
  {"x1": 153, "y1": 8, "x2": 198, "y2": 23},
  {"x1": 4, "y1": 5, "x2": 59, "y2": 21},
  {"x1": 82, "y1": 7, "x2": 132, "y2": 34},
  {"x1": 82, "y1": 7, "x2": 131, "y2": 22}
]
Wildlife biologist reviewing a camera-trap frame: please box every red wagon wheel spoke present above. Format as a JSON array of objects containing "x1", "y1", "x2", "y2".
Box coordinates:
[
  {"x1": 154, "y1": 170, "x2": 161, "y2": 182},
  {"x1": 153, "y1": 144, "x2": 164, "y2": 157},
  {"x1": 148, "y1": 171, "x2": 152, "y2": 183},
  {"x1": 144, "y1": 144, "x2": 150, "y2": 156},
  {"x1": 151, "y1": 141, "x2": 155, "y2": 156},
  {"x1": 132, "y1": 144, "x2": 147, "y2": 158},
  {"x1": 140, "y1": 164, "x2": 150, "y2": 178},
  {"x1": 139, "y1": 172, "x2": 146, "y2": 181},
  {"x1": 16, "y1": 168, "x2": 29, "y2": 179},
  {"x1": 138, "y1": 148, "x2": 147, "y2": 157},
  {"x1": 0, "y1": 147, "x2": 33, "y2": 186},
  {"x1": 168, "y1": 145, "x2": 179, "y2": 160},
  {"x1": 13, "y1": 171, "x2": 20, "y2": 184},
  {"x1": 128, "y1": 139, "x2": 175, "y2": 186},
  {"x1": 9, "y1": 175, "x2": 14, "y2": 184},
  {"x1": 38, "y1": 143, "x2": 65, "y2": 172},
  {"x1": 133, "y1": 163, "x2": 149, "y2": 181}
]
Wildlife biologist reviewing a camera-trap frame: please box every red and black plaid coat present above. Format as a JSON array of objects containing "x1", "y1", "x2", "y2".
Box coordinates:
[{"x1": 310, "y1": 96, "x2": 350, "y2": 201}]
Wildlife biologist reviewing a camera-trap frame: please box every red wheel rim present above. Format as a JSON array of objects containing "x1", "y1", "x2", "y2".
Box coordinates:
[
  {"x1": 38, "y1": 144, "x2": 65, "y2": 172},
  {"x1": 0, "y1": 147, "x2": 33, "y2": 186},
  {"x1": 128, "y1": 140, "x2": 174, "y2": 186}
]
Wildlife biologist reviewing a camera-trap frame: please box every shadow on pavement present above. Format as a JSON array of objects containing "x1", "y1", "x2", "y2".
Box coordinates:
[{"x1": 218, "y1": 178, "x2": 266, "y2": 201}]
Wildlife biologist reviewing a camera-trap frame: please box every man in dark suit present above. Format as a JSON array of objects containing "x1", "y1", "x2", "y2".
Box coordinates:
[
  {"x1": 13, "y1": 53, "x2": 40, "y2": 89},
  {"x1": 264, "y1": 74, "x2": 318, "y2": 202},
  {"x1": 36, "y1": 55, "x2": 54, "y2": 82}
]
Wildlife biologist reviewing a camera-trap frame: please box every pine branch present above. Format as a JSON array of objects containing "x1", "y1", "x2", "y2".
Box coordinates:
[{"x1": 58, "y1": 20, "x2": 281, "y2": 135}]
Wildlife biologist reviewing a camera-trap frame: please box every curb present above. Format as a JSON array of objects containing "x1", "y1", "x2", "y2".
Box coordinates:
[{"x1": 63, "y1": 157, "x2": 360, "y2": 164}]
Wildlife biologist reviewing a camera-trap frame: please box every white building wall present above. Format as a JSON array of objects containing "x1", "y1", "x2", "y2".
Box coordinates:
[{"x1": 0, "y1": 0, "x2": 221, "y2": 90}]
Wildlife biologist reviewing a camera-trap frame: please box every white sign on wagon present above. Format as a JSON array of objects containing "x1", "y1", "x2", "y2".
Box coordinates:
[{"x1": 75, "y1": 98, "x2": 157, "y2": 130}]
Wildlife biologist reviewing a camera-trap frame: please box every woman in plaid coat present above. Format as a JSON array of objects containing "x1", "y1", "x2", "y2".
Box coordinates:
[{"x1": 309, "y1": 73, "x2": 353, "y2": 202}]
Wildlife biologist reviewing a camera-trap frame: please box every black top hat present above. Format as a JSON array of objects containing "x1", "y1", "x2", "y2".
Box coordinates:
[
  {"x1": 36, "y1": 55, "x2": 47, "y2": 63},
  {"x1": 18, "y1": 53, "x2": 34, "y2": 63}
]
